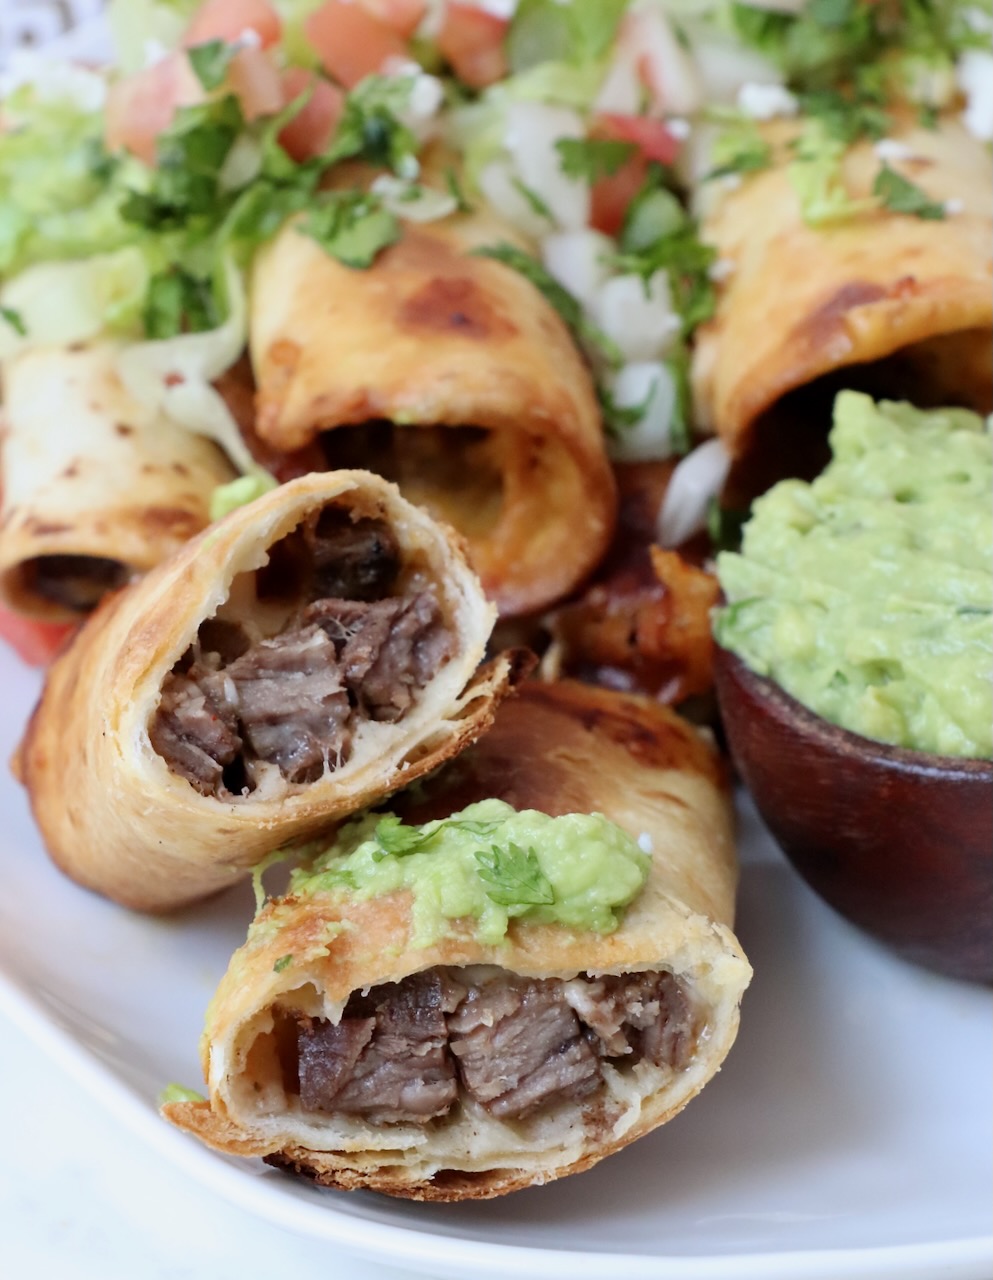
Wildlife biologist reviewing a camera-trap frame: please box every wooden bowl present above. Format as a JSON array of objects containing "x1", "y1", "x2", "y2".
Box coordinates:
[{"x1": 714, "y1": 645, "x2": 993, "y2": 984}]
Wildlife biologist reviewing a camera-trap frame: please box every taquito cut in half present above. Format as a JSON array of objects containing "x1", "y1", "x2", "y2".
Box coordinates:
[
  {"x1": 692, "y1": 115, "x2": 992, "y2": 492},
  {"x1": 249, "y1": 200, "x2": 616, "y2": 618},
  {"x1": 163, "y1": 680, "x2": 751, "y2": 1200},
  {"x1": 0, "y1": 344, "x2": 234, "y2": 619},
  {"x1": 15, "y1": 470, "x2": 518, "y2": 912}
]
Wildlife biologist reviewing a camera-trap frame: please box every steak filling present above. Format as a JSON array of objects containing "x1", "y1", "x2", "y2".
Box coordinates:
[
  {"x1": 288, "y1": 967, "x2": 697, "y2": 1126},
  {"x1": 149, "y1": 508, "x2": 454, "y2": 796}
]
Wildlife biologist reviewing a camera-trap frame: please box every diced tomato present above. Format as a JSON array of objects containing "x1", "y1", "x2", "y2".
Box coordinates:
[
  {"x1": 0, "y1": 606, "x2": 76, "y2": 667},
  {"x1": 359, "y1": 0, "x2": 426, "y2": 37},
  {"x1": 304, "y1": 1, "x2": 409, "y2": 89},
  {"x1": 594, "y1": 113, "x2": 681, "y2": 168},
  {"x1": 590, "y1": 153, "x2": 647, "y2": 237},
  {"x1": 184, "y1": 0, "x2": 283, "y2": 49},
  {"x1": 226, "y1": 46, "x2": 284, "y2": 119},
  {"x1": 436, "y1": 3, "x2": 508, "y2": 89},
  {"x1": 278, "y1": 67, "x2": 345, "y2": 160},
  {"x1": 104, "y1": 53, "x2": 205, "y2": 164}
]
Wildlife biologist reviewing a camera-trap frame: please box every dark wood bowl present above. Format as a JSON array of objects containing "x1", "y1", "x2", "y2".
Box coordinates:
[{"x1": 714, "y1": 645, "x2": 993, "y2": 984}]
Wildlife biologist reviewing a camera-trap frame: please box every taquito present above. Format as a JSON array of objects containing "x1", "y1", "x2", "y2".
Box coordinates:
[
  {"x1": 692, "y1": 115, "x2": 992, "y2": 487},
  {"x1": 249, "y1": 201, "x2": 617, "y2": 618},
  {"x1": 0, "y1": 344, "x2": 234, "y2": 619},
  {"x1": 15, "y1": 470, "x2": 518, "y2": 912},
  {"x1": 163, "y1": 680, "x2": 751, "y2": 1200}
]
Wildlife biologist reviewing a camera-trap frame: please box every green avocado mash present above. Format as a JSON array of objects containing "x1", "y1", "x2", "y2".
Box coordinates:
[
  {"x1": 288, "y1": 799, "x2": 651, "y2": 949},
  {"x1": 714, "y1": 392, "x2": 993, "y2": 759}
]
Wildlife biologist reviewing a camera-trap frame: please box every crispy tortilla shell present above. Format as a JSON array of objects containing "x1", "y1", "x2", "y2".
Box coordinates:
[
  {"x1": 692, "y1": 115, "x2": 992, "y2": 471},
  {"x1": 249, "y1": 199, "x2": 616, "y2": 617},
  {"x1": 14, "y1": 471, "x2": 517, "y2": 912},
  {"x1": 0, "y1": 344, "x2": 233, "y2": 619},
  {"x1": 164, "y1": 681, "x2": 751, "y2": 1199}
]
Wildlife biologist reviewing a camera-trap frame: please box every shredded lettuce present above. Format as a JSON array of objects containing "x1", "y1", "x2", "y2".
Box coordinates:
[
  {"x1": 210, "y1": 472, "x2": 279, "y2": 521},
  {"x1": 107, "y1": 0, "x2": 201, "y2": 73}
]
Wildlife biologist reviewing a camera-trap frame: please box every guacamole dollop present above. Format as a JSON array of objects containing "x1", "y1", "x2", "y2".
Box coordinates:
[
  {"x1": 289, "y1": 798, "x2": 651, "y2": 948},
  {"x1": 714, "y1": 392, "x2": 993, "y2": 758}
]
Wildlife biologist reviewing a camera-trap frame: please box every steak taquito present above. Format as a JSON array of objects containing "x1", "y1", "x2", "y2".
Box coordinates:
[
  {"x1": 249, "y1": 193, "x2": 616, "y2": 618},
  {"x1": 0, "y1": 344, "x2": 234, "y2": 618},
  {"x1": 163, "y1": 680, "x2": 751, "y2": 1200},
  {"x1": 15, "y1": 471, "x2": 519, "y2": 912},
  {"x1": 692, "y1": 115, "x2": 992, "y2": 497}
]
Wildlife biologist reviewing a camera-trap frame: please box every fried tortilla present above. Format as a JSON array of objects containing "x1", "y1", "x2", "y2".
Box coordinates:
[
  {"x1": 164, "y1": 680, "x2": 751, "y2": 1199},
  {"x1": 14, "y1": 471, "x2": 518, "y2": 911}
]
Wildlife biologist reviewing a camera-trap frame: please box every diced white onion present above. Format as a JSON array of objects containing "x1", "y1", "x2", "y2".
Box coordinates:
[
  {"x1": 593, "y1": 272, "x2": 681, "y2": 363},
  {"x1": 541, "y1": 229, "x2": 613, "y2": 310},
  {"x1": 625, "y1": 6, "x2": 703, "y2": 116},
  {"x1": 219, "y1": 134, "x2": 263, "y2": 192},
  {"x1": 594, "y1": 45, "x2": 642, "y2": 116},
  {"x1": 874, "y1": 138, "x2": 915, "y2": 162},
  {"x1": 958, "y1": 50, "x2": 993, "y2": 142},
  {"x1": 656, "y1": 438, "x2": 732, "y2": 548},
  {"x1": 504, "y1": 102, "x2": 589, "y2": 231},
  {"x1": 477, "y1": 159, "x2": 548, "y2": 239},
  {"x1": 606, "y1": 362, "x2": 677, "y2": 463},
  {"x1": 692, "y1": 37, "x2": 784, "y2": 105},
  {"x1": 736, "y1": 81, "x2": 798, "y2": 120},
  {"x1": 370, "y1": 175, "x2": 457, "y2": 223}
]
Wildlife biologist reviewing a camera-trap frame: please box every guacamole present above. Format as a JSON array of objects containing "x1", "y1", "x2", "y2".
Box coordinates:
[
  {"x1": 289, "y1": 798, "x2": 651, "y2": 948},
  {"x1": 714, "y1": 392, "x2": 993, "y2": 758}
]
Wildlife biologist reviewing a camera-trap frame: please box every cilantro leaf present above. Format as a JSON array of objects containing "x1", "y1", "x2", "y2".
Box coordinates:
[
  {"x1": 512, "y1": 177, "x2": 555, "y2": 222},
  {"x1": 273, "y1": 954, "x2": 293, "y2": 973},
  {"x1": 143, "y1": 268, "x2": 218, "y2": 339},
  {"x1": 444, "y1": 166, "x2": 473, "y2": 213},
  {"x1": 187, "y1": 39, "x2": 238, "y2": 92},
  {"x1": 323, "y1": 75, "x2": 419, "y2": 176},
  {"x1": 555, "y1": 137, "x2": 636, "y2": 183},
  {"x1": 0, "y1": 305, "x2": 26, "y2": 336},
  {"x1": 472, "y1": 241, "x2": 622, "y2": 368},
  {"x1": 300, "y1": 191, "x2": 400, "y2": 268},
  {"x1": 873, "y1": 164, "x2": 946, "y2": 220},
  {"x1": 372, "y1": 815, "x2": 503, "y2": 859},
  {"x1": 474, "y1": 843, "x2": 555, "y2": 908}
]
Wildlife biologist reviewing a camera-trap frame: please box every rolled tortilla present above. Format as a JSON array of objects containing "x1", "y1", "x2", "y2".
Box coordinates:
[
  {"x1": 163, "y1": 680, "x2": 751, "y2": 1200},
  {"x1": 0, "y1": 344, "x2": 234, "y2": 619},
  {"x1": 692, "y1": 115, "x2": 992, "y2": 485},
  {"x1": 249, "y1": 198, "x2": 617, "y2": 617},
  {"x1": 15, "y1": 470, "x2": 519, "y2": 912}
]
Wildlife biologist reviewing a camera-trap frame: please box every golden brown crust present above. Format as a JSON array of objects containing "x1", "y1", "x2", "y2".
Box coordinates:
[
  {"x1": 692, "y1": 115, "x2": 993, "y2": 459},
  {"x1": 249, "y1": 199, "x2": 616, "y2": 616},
  {"x1": 163, "y1": 682, "x2": 751, "y2": 1198},
  {"x1": 0, "y1": 345, "x2": 234, "y2": 620},
  {"x1": 15, "y1": 471, "x2": 515, "y2": 912}
]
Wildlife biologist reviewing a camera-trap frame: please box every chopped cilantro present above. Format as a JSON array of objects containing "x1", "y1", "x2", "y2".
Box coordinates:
[
  {"x1": 143, "y1": 268, "x2": 218, "y2": 339},
  {"x1": 665, "y1": 342, "x2": 693, "y2": 456},
  {"x1": 323, "y1": 75, "x2": 419, "y2": 176},
  {"x1": 187, "y1": 39, "x2": 238, "y2": 92},
  {"x1": 512, "y1": 177, "x2": 555, "y2": 222},
  {"x1": 273, "y1": 954, "x2": 293, "y2": 973},
  {"x1": 873, "y1": 164, "x2": 947, "y2": 220},
  {"x1": 372, "y1": 815, "x2": 503, "y2": 859},
  {"x1": 555, "y1": 137, "x2": 636, "y2": 183},
  {"x1": 444, "y1": 166, "x2": 473, "y2": 213},
  {"x1": 474, "y1": 842, "x2": 556, "y2": 908},
  {"x1": 0, "y1": 305, "x2": 26, "y2": 336},
  {"x1": 707, "y1": 500, "x2": 750, "y2": 554},
  {"x1": 300, "y1": 192, "x2": 400, "y2": 269}
]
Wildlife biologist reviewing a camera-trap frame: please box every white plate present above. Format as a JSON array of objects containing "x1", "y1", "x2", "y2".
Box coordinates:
[{"x1": 1, "y1": 648, "x2": 991, "y2": 1280}]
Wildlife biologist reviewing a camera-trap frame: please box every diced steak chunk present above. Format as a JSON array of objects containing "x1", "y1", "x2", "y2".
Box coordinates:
[
  {"x1": 149, "y1": 507, "x2": 453, "y2": 796},
  {"x1": 298, "y1": 973, "x2": 463, "y2": 1122},
  {"x1": 285, "y1": 967, "x2": 698, "y2": 1127},
  {"x1": 224, "y1": 626, "x2": 351, "y2": 784},
  {"x1": 149, "y1": 664, "x2": 241, "y2": 795},
  {"x1": 447, "y1": 977, "x2": 601, "y2": 1119}
]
